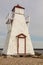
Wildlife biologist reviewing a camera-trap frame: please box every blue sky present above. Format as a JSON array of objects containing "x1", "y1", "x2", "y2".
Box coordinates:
[{"x1": 0, "y1": 0, "x2": 43, "y2": 48}]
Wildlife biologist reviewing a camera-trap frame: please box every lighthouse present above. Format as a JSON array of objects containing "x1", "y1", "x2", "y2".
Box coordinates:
[{"x1": 3, "y1": 5, "x2": 34, "y2": 56}]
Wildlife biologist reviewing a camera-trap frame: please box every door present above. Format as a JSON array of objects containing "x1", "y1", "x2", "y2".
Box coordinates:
[
  {"x1": 19, "y1": 38, "x2": 25, "y2": 54},
  {"x1": 16, "y1": 33, "x2": 26, "y2": 55}
]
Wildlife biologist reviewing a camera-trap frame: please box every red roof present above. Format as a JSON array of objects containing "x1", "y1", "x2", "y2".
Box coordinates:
[{"x1": 12, "y1": 4, "x2": 25, "y2": 11}]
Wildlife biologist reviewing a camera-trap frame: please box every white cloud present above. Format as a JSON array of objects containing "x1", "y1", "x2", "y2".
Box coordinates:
[{"x1": 0, "y1": 0, "x2": 43, "y2": 48}]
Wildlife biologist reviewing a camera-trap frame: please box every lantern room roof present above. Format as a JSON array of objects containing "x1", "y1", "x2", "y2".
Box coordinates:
[{"x1": 12, "y1": 4, "x2": 25, "y2": 11}]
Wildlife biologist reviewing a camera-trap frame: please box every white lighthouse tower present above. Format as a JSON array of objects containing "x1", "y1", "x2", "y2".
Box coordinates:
[{"x1": 3, "y1": 5, "x2": 34, "y2": 56}]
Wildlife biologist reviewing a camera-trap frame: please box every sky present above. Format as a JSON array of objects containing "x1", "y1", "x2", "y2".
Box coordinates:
[{"x1": 0, "y1": 0, "x2": 43, "y2": 48}]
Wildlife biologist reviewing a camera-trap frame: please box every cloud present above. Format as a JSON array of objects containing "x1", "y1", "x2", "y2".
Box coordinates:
[
  {"x1": 31, "y1": 35, "x2": 43, "y2": 42},
  {"x1": 0, "y1": 0, "x2": 43, "y2": 48},
  {"x1": 33, "y1": 41, "x2": 43, "y2": 48}
]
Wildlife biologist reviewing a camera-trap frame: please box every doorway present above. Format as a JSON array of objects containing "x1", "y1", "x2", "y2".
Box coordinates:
[{"x1": 16, "y1": 33, "x2": 26, "y2": 56}]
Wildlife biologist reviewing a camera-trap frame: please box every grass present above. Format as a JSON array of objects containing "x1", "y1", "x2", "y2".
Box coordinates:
[
  {"x1": 0, "y1": 55, "x2": 43, "y2": 65},
  {"x1": 0, "y1": 52, "x2": 43, "y2": 65}
]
